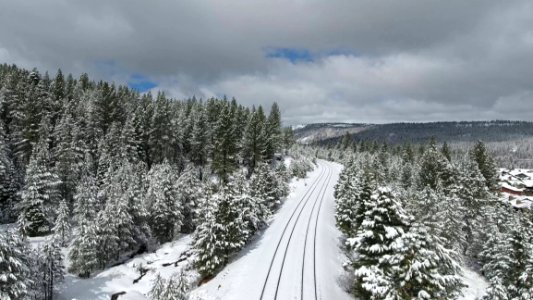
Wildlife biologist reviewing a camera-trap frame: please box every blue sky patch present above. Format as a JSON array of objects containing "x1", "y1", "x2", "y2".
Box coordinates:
[
  {"x1": 128, "y1": 74, "x2": 157, "y2": 92},
  {"x1": 266, "y1": 48, "x2": 314, "y2": 63}
]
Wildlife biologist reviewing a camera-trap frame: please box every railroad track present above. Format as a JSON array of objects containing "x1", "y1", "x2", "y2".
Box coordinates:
[
  {"x1": 259, "y1": 161, "x2": 334, "y2": 300},
  {"x1": 259, "y1": 162, "x2": 328, "y2": 300}
]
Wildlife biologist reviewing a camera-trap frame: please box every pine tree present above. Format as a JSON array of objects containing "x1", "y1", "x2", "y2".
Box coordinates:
[
  {"x1": 469, "y1": 141, "x2": 498, "y2": 190},
  {"x1": 149, "y1": 272, "x2": 190, "y2": 300},
  {"x1": 457, "y1": 159, "x2": 490, "y2": 257},
  {"x1": 53, "y1": 108, "x2": 85, "y2": 202},
  {"x1": 164, "y1": 271, "x2": 190, "y2": 300},
  {"x1": 149, "y1": 93, "x2": 174, "y2": 164},
  {"x1": 17, "y1": 128, "x2": 62, "y2": 236},
  {"x1": 73, "y1": 157, "x2": 99, "y2": 226},
  {"x1": 189, "y1": 104, "x2": 208, "y2": 166},
  {"x1": 349, "y1": 187, "x2": 411, "y2": 299},
  {"x1": 391, "y1": 223, "x2": 464, "y2": 300},
  {"x1": 176, "y1": 165, "x2": 204, "y2": 233},
  {"x1": 0, "y1": 230, "x2": 31, "y2": 300},
  {"x1": 149, "y1": 274, "x2": 167, "y2": 300},
  {"x1": 212, "y1": 102, "x2": 238, "y2": 181},
  {"x1": 124, "y1": 162, "x2": 152, "y2": 246},
  {"x1": 52, "y1": 199, "x2": 71, "y2": 246},
  {"x1": 193, "y1": 192, "x2": 225, "y2": 277},
  {"x1": 441, "y1": 142, "x2": 452, "y2": 161},
  {"x1": 281, "y1": 127, "x2": 294, "y2": 153},
  {"x1": 146, "y1": 161, "x2": 183, "y2": 243},
  {"x1": 242, "y1": 106, "x2": 267, "y2": 173},
  {"x1": 335, "y1": 166, "x2": 361, "y2": 236},
  {"x1": 265, "y1": 102, "x2": 282, "y2": 159},
  {"x1": 194, "y1": 182, "x2": 249, "y2": 277},
  {"x1": 234, "y1": 172, "x2": 266, "y2": 236},
  {"x1": 37, "y1": 238, "x2": 65, "y2": 300},
  {"x1": 417, "y1": 143, "x2": 455, "y2": 190},
  {"x1": 68, "y1": 223, "x2": 99, "y2": 278},
  {"x1": 250, "y1": 162, "x2": 280, "y2": 212},
  {"x1": 350, "y1": 188, "x2": 463, "y2": 299},
  {"x1": 0, "y1": 129, "x2": 19, "y2": 222}
]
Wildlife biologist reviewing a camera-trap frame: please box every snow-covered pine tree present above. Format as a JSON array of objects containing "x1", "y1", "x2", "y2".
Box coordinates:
[
  {"x1": 118, "y1": 115, "x2": 142, "y2": 164},
  {"x1": 194, "y1": 181, "x2": 249, "y2": 277},
  {"x1": 17, "y1": 125, "x2": 62, "y2": 236},
  {"x1": 274, "y1": 162, "x2": 290, "y2": 199},
  {"x1": 351, "y1": 168, "x2": 376, "y2": 233},
  {"x1": 164, "y1": 271, "x2": 190, "y2": 300},
  {"x1": 68, "y1": 223, "x2": 99, "y2": 278},
  {"x1": 439, "y1": 184, "x2": 466, "y2": 251},
  {"x1": 469, "y1": 141, "x2": 498, "y2": 190},
  {"x1": 0, "y1": 230, "x2": 31, "y2": 300},
  {"x1": 124, "y1": 162, "x2": 152, "y2": 247},
  {"x1": 416, "y1": 142, "x2": 455, "y2": 190},
  {"x1": 216, "y1": 182, "x2": 249, "y2": 254},
  {"x1": 0, "y1": 128, "x2": 19, "y2": 223},
  {"x1": 212, "y1": 101, "x2": 239, "y2": 181},
  {"x1": 335, "y1": 166, "x2": 362, "y2": 237},
  {"x1": 149, "y1": 93, "x2": 174, "y2": 164},
  {"x1": 149, "y1": 274, "x2": 167, "y2": 300},
  {"x1": 36, "y1": 237, "x2": 65, "y2": 300},
  {"x1": 176, "y1": 165, "x2": 204, "y2": 233},
  {"x1": 480, "y1": 207, "x2": 533, "y2": 299},
  {"x1": 457, "y1": 159, "x2": 490, "y2": 258},
  {"x1": 193, "y1": 192, "x2": 224, "y2": 277},
  {"x1": 399, "y1": 162, "x2": 413, "y2": 189},
  {"x1": 265, "y1": 102, "x2": 282, "y2": 160},
  {"x1": 95, "y1": 123, "x2": 121, "y2": 186},
  {"x1": 390, "y1": 222, "x2": 464, "y2": 300},
  {"x1": 482, "y1": 278, "x2": 509, "y2": 300},
  {"x1": 349, "y1": 187, "x2": 411, "y2": 299},
  {"x1": 189, "y1": 104, "x2": 208, "y2": 166},
  {"x1": 441, "y1": 141, "x2": 452, "y2": 161},
  {"x1": 53, "y1": 110, "x2": 85, "y2": 202},
  {"x1": 234, "y1": 171, "x2": 266, "y2": 236},
  {"x1": 149, "y1": 271, "x2": 190, "y2": 300},
  {"x1": 146, "y1": 161, "x2": 183, "y2": 243},
  {"x1": 52, "y1": 199, "x2": 71, "y2": 246},
  {"x1": 350, "y1": 187, "x2": 464, "y2": 300},
  {"x1": 250, "y1": 162, "x2": 280, "y2": 212},
  {"x1": 73, "y1": 155, "x2": 99, "y2": 226},
  {"x1": 242, "y1": 106, "x2": 267, "y2": 173}
]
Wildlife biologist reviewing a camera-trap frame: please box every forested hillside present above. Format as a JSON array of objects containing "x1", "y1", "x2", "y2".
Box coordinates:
[
  {"x1": 302, "y1": 121, "x2": 533, "y2": 145},
  {"x1": 319, "y1": 138, "x2": 533, "y2": 299},
  {"x1": 0, "y1": 64, "x2": 300, "y2": 299}
]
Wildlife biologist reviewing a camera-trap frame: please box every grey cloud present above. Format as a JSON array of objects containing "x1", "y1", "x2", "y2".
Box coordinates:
[{"x1": 0, "y1": 0, "x2": 532, "y2": 123}]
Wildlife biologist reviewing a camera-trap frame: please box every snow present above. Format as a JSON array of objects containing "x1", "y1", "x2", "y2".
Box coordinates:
[
  {"x1": 501, "y1": 182, "x2": 524, "y2": 192},
  {"x1": 291, "y1": 124, "x2": 307, "y2": 130},
  {"x1": 190, "y1": 160, "x2": 353, "y2": 300},
  {"x1": 57, "y1": 236, "x2": 193, "y2": 300},
  {"x1": 509, "y1": 197, "x2": 533, "y2": 209},
  {"x1": 459, "y1": 267, "x2": 488, "y2": 300}
]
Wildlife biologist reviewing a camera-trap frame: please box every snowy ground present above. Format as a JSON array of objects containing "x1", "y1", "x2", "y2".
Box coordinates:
[
  {"x1": 57, "y1": 236, "x2": 193, "y2": 300},
  {"x1": 190, "y1": 160, "x2": 353, "y2": 300},
  {"x1": 459, "y1": 267, "x2": 489, "y2": 300}
]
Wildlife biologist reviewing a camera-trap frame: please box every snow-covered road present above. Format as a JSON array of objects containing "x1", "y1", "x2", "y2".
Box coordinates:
[{"x1": 192, "y1": 160, "x2": 353, "y2": 300}]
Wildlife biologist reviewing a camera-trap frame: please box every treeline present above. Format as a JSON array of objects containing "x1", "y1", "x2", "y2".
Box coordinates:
[
  {"x1": 318, "y1": 120, "x2": 533, "y2": 145},
  {"x1": 321, "y1": 139, "x2": 533, "y2": 299},
  {"x1": 0, "y1": 64, "x2": 294, "y2": 299}
]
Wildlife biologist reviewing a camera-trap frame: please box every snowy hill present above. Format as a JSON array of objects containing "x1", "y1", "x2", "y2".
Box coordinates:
[
  {"x1": 292, "y1": 123, "x2": 370, "y2": 144},
  {"x1": 295, "y1": 121, "x2": 533, "y2": 144}
]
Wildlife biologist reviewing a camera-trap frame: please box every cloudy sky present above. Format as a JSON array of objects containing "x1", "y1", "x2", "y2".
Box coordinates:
[{"x1": 1, "y1": 0, "x2": 532, "y2": 124}]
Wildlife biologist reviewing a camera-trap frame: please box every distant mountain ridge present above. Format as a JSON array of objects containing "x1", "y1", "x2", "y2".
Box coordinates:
[{"x1": 293, "y1": 121, "x2": 533, "y2": 144}]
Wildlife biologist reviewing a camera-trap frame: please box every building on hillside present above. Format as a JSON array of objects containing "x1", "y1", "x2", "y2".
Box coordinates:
[{"x1": 499, "y1": 168, "x2": 533, "y2": 196}]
